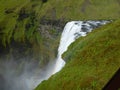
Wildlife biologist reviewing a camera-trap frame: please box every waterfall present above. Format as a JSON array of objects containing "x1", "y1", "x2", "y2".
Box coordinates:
[
  {"x1": 52, "y1": 20, "x2": 109, "y2": 74},
  {"x1": 0, "y1": 20, "x2": 109, "y2": 90}
]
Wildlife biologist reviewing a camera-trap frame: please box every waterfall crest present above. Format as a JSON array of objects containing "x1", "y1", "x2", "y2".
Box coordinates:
[{"x1": 52, "y1": 20, "x2": 109, "y2": 74}]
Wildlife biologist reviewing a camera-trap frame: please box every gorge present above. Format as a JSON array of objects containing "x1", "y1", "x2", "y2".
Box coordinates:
[
  {"x1": 0, "y1": 0, "x2": 120, "y2": 90},
  {"x1": 0, "y1": 20, "x2": 109, "y2": 90}
]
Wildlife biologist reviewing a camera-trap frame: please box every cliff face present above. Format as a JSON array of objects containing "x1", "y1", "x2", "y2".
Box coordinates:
[
  {"x1": 0, "y1": 17, "x2": 65, "y2": 66},
  {"x1": 0, "y1": 1, "x2": 66, "y2": 89},
  {"x1": 0, "y1": 0, "x2": 66, "y2": 66}
]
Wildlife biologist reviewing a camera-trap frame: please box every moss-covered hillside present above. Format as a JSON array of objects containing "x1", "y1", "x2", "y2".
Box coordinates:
[
  {"x1": 0, "y1": 0, "x2": 64, "y2": 65},
  {"x1": 0, "y1": 0, "x2": 120, "y2": 63},
  {"x1": 35, "y1": 19, "x2": 120, "y2": 90},
  {"x1": 0, "y1": 0, "x2": 120, "y2": 89},
  {"x1": 0, "y1": 0, "x2": 120, "y2": 45},
  {"x1": 39, "y1": 0, "x2": 120, "y2": 20}
]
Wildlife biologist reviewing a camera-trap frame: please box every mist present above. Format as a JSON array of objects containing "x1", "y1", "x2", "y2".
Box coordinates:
[{"x1": 0, "y1": 57, "x2": 55, "y2": 90}]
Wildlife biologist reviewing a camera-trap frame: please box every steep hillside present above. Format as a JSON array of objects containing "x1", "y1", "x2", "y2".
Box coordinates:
[
  {"x1": 0, "y1": 0, "x2": 65, "y2": 65},
  {"x1": 35, "y1": 19, "x2": 120, "y2": 90},
  {"x1": 38, "y1": 0, "x2": 120, "y2": 20},
  {"x1": 0, "y1": 0, "x2": 120, "y2": 63},
  {"x1": 0, "y1": 0, "x2": 120, "y2": 89}
]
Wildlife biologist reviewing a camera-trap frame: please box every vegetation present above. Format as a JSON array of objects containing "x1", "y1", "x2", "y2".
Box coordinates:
[
  {"x1": 0, "y1": 0, "x2": 120, "y2": 46},
  {"x1": 0, "y1": 0, "x2": 120, "y2": 89},
  {"x1": 0, "y1": 0, "x2": 120, "y2": 62},
  {"x1": 35, "y1": 19, "x2": 120, "y2": 90},
  {"x1": 0, "y1": 0, "x2": 42, "y2": 46},
  {"x1": 0, "y1": 0, "x2": 61, "y2": 64},
  {"x1": 38, "y1": 0, "x2": 120, "y2": 20}
]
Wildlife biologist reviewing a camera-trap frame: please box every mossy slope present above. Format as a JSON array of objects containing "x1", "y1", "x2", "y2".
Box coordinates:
[
  {"x1": 39, "y1": 0, "x2": 120, "y2": 20},
  {"x1": 35, "y1": 19, "x2": 120, "y2": 90},
  {"x1": 0, "y1": 0, "x2": 120, "y2": 46},
  {"x1": 0, "y1": 0, "x2": 62, "y2": 64},
  {"x1": 0, "y1": 0, "x2": 120, "y2": 63}
]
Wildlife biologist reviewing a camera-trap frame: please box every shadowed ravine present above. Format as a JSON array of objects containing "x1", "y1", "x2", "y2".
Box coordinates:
[{"x1": 0, "y1": 21, "x2": 109, "y2": 90}]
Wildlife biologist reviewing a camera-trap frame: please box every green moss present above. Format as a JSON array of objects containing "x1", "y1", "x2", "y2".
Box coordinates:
[{"x1": 0, "y1": 0, "x2": 42, "y2": 46}]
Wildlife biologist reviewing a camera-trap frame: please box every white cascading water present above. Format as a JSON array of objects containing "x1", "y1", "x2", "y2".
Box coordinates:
[{"x1": 52, "y1": 20, "x2": 109, "y2": 74}]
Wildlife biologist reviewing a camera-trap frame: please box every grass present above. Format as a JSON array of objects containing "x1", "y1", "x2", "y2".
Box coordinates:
[{"x1": 35, "y1": 19, "x2": 120, "y2": 90}]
